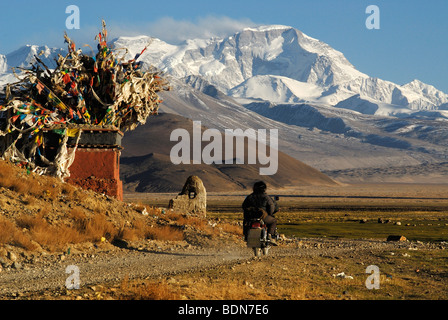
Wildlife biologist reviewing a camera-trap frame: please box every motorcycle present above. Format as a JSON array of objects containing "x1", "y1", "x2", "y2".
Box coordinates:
[{"x1": 245, "y1": 218, "x2": 276, "y2": 257}]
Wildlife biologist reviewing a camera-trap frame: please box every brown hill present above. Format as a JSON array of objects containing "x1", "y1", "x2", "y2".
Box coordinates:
[{"x1": 120, "y1": 113, "x2": 337, "y2": 192}]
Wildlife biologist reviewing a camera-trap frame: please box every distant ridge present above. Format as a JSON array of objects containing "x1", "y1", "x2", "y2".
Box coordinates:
[{"x1": 120, "y1": 113, "x2": 337, "y2": 192}]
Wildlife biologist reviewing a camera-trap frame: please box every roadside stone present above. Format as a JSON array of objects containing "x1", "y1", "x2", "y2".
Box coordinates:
[
  {"x1": 0, "y1": 257, "x2": 9, "y2": 268},
  {"x1": 12, "y1": 262, "x2": 22, "y2": 270},
  {"x1": 7, "y1": 251, "x2": 17, "y2": 262},
  {"x1": 168, "y1": 175, "x2": 207, "y2": 217},
  {"x1": 387, "y1": 235, "x2": 407, "y2": 242}
]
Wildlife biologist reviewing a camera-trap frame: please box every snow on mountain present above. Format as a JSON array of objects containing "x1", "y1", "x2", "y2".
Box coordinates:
[
  {"x1": 2, "y1": 25, "x2": 447, "y2": 120},
  {"x1": 5, "y1": 45, "x2": 65, "y2": 71},
  {"x1": 229, "y1": 75, "x2": 324, "y2": 104},
  {"x1": 402, "y1": 79, "x2": 448, "y2": 107},
  {"x1": 2, "y1": 25, "x2": 448, "y2": 178},
  {"x1": 109, "y1": 25, "x2": 447, "y2": 120},
  {"x1": 0, "y1": 73, "x2": 17, "y2": 88},
  {"x1": 0, "y1": 55, "x2": 7, "y2": 74},
  {"x1": 0, "y1": 45, "x2": 67, "y2": 94},
  {"x1": 112, "y1": 35, "x2": 178, "y2": 65},
  {"x1": 333, "y1": 94, "x2": 408, "y2": 116},
  {"x1": 115, "y1": 26, "x2": 366, "y2": 94},
  {"x1": 157, "y1": 77, "x2": 448, "y2": 172},
  {"x1": 329, "y1": 77, "x2": 443, "y2": 116}
]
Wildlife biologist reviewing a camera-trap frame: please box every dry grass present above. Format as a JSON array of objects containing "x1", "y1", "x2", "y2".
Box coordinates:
[
  {"x1": 111, "y1": 247, "x2": 448, "y2": 301},
  {"x1": 0, "y1": 161, "x2": 61, "y2": 201},
  {"x1": 14, "y1": 213, "x2": 82, "y2": 251},
  {"x1": 220, "y1": 223, "x2": 243, "y2": 235},
  {"x1": 0, "y1": 164, "x2": 156, "y2": 250},
  {"x1": 164, "y1": 212, "x2": 207, "y2": 228},
  {"x1": 146, "y1": 225, "x2": 185, "y2": 241},
  {"x1": 118, "y1": 277, "x2": 181, "y2": 300},
  {"x1": 0, "y1": 159, "x2": 205, "y2": 251},
  {"x1": 0, "y1": 164, "x2": 32, "y2": 195},
  {"x1": 0, "y1": 217, "x2": 21, "y2": 244},
  {"x1": 0, "y1": 205, "x2": 188, "y2": 251},
  {"x1": 1, "y1": 204, "x2": 185, "y2": 252},
  {"x1": 0, "y1": 159, "x2": 243, "y2": 254},
  {"x1": 117, "y1": 218, "x2": 150, "y2": 241},
  {"x1": 112, "y1": 265, "x2": 308, "y2": 300},
  {"x1": 68, "y1": 209, "x2": 118, "y2": 243}
]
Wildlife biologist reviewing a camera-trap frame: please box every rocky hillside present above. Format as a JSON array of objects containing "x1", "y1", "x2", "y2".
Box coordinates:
[{"x1": 0, "y1": 159, "x2": 243, "y2": 274}]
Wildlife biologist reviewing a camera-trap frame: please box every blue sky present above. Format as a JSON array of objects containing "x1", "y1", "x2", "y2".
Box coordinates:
[{"x1": 1, "y1": 0, "x2": 447, "y2": 92}]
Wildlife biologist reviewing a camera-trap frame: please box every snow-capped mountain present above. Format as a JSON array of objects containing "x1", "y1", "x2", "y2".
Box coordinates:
[
  {"x1": 113, "y1": 26, "x2": 367, "y2": 100},
  {"x1": 4, "y1": 45, "x2": 65, "y2": 71},
  {"x1": 2, "y1": 24, "x2": 448, "y2": 182},
  {"x1": 0, "y1": 45, "x2": 66, "y2": 87},
  {"x1": 156, "y1": 77, "x2": 448, "y2": 173},
  {"x1": 2, "y1": 25, "x2": 447, "y2": 117},
  {"x1": 112, "y1": 25, "x2": 448, "y2": 118}
]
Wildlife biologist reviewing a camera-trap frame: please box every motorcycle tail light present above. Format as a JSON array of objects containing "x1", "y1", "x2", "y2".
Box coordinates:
[{"x1": 251, "y1": 222, "x2": 261, "y2": 228}]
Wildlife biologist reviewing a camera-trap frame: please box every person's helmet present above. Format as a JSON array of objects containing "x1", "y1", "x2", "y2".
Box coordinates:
[{"x1": 253, "y1": 181, "x2": 267, "y2": 193}]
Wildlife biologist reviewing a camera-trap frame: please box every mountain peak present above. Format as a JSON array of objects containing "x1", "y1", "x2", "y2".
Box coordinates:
[
  {"x1": 402, "y1": 79, "x2": 448, "y2": 107},
  {"x1": 4, "y1": 44, "x2": 66, "y2": 71},
  {"x1": 404, "y1": 79, "x2": 429, "y2": 89},
  {"x1": 403, "y1": 78, "x2": 445, "y2": 94},
  {"x1": 242, "y1": 25, "x2": 293, "y2": 32}
]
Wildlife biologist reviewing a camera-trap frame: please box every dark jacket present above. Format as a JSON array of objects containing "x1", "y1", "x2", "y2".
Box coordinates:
[{"x1": 242, "y1": 192, "x2": 276, "y2": 220}]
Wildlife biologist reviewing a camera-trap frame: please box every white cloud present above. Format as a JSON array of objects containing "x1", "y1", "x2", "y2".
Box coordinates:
[
  {"x1": 108, "y1": 15, "x2": 258, "y2": 44},
  {"x1": 2, "y1": 16, "x2": 258, "y2": 54}
]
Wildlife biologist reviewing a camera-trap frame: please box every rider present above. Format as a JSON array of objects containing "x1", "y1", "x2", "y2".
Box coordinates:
[{"x1": 242, "y1": 181, "x2": 279, "y2": 245}]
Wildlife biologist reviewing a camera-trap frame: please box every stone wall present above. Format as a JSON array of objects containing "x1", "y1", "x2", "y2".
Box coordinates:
[{"x1": 66, "y1": 148, "x2": 123, "y2": 200}]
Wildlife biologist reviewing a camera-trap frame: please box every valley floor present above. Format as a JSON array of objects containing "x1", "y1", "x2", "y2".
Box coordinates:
[{"x1": 1, "y1": 183, "x2": 447, "y2": 302}]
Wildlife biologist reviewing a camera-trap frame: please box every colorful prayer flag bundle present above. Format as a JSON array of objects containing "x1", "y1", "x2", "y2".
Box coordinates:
[{"x1": 0, "y1": 20, "x2": 170, "y2": 179}]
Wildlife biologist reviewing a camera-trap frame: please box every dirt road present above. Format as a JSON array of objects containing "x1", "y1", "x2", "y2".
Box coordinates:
[
  {"x1": 0, "y1": 236, "x2": 423, "y2": 300},
  {"x1": 0, "y1": 243, "x2": 250, "y2": 298}
]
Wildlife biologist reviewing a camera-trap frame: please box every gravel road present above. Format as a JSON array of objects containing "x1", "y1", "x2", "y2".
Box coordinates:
[
  {"x1": 0, "y1": 236, "x2": 427, "y2": 299},
  {"x1": 0, "y1": 244, "x2": 250, "y2": 298}
]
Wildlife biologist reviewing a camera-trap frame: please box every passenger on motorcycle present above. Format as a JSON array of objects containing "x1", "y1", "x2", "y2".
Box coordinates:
[{"x1": 242, "y1": 181, "x2": 279, "y2": 245}]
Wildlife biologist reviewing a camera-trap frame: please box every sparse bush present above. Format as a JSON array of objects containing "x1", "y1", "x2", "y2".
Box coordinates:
[
  {"x1": 0, "y1": 160, "x2": 58, "y2": 199},
  {"x1": 0, "y1": 216, "x2": 38, "y2": 250},
  {"x1": 61, "y1": 183, "x2": 76, "y2": 199},
  {"x1": 22, "y1": 194, "x2": 36, "y2": 206},
  {"x1": 69, "y1": 209, "x2": 118, "y2": 242},
  {"x1": 220, "y1": 222, "x2": 243, "y2": 235},
  {"x1": 0, "y1": 216, "x2": 17, "y2": 244},
  {"x1": 119, "y1": 277, "x2": 180, "y2": 300},
  {"x1": 0, "y1": 170, "x2": 29, "y2": 194},
  {"x1": 15, "y1": 211, "x2": 48, "y2": 228},
  {"x1": 146, "y1": 225, "x2": 184, "y2": 241},
  {"x1": 165, "y1": 212, "x2": 207, "y2": 229},
  {"x1": 117, "y1": 219, "x2": 149, "y2": 241},
  {"x1": 15, "y1": 213, "x2": 82, "y2": 251}
]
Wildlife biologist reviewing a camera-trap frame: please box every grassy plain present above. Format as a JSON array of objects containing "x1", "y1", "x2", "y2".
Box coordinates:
[
  {"x1": 115, "y1": 183, "x2": 448, "y2": 301},
  {"x1": 127, "y1": 183, "x2": 448, "y2": 243}
]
